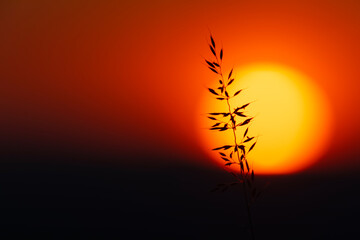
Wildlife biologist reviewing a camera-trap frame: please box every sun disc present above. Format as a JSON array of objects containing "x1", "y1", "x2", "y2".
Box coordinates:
[{"x1": 197, "y1": 64, "x2": 332, "y2": 174}]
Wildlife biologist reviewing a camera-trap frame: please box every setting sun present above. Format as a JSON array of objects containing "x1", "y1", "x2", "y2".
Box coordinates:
[{"x1": 198, "y1": 64, "x2": 332, "y2": 174}]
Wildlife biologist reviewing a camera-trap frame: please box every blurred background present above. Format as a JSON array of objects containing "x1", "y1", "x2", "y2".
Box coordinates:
[{"x1": 1, "y1": 0, "x2": 359, "y2": 238}]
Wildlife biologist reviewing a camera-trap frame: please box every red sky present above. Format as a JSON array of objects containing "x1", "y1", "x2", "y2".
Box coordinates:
[{"x1": 1, "y1": 0, "x2": 359, "y2": 171}]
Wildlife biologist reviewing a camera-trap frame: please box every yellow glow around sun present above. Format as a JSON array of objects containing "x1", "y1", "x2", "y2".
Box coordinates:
[{"x1": 197, "y1": 64, "x2": 332, "y2": 174}]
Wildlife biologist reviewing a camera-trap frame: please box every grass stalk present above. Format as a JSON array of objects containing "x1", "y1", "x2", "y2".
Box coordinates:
[{"x1": 204, "y1": 35, "x2": 260, "y2": 240}]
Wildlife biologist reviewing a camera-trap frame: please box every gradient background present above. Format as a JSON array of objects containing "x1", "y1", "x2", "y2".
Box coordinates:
[{"x1": 1, "y1": 0, "x2": 360, "y2": 239}]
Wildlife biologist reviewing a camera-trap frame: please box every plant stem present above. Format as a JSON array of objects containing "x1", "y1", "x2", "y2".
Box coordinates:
[
  {"x1": 216, "y1": 60, "x2": 255, "y2": 240},
  {"x1": 226, "y1": 98, "x2": 255, "y2": 240},
  {"x1": 241, "y1": 177, "x2": 255, "y2": 240}
]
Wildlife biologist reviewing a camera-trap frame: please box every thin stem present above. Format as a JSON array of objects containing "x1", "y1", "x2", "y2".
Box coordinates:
[
  {"x1": 226, "y1": 96, "x2": 255, "y2": 240},
  {"x1": 216, "y1": 58, "x2": 255, "y2": 240}
]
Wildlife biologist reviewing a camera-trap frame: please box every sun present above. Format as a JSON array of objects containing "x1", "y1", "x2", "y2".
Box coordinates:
[{"x1": 197, "y1": 64, "x2": 332, "y2": 174}]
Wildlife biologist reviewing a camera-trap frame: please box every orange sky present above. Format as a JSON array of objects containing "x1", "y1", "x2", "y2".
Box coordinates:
[{"x1": 1, "y1": 0, "x2": 359, "y2": 171}]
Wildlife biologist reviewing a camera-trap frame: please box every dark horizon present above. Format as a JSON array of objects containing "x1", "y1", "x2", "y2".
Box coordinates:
[{"x1": 1, "y1": 156, "x2": 359, "y2": 239}]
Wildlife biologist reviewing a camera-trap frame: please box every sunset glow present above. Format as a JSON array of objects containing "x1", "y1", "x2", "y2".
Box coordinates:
[
  {"x1": 1, "y1": 0, "x2": 359, "y2": 171},
  {"x1": 198, "y1": 64, "x2": 332, "y2": 174},
  {"x1": 1, "y1": 1, "x2": 359, "y2": 237}
]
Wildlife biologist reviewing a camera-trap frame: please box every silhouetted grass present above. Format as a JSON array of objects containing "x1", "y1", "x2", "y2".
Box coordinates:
[{"x1": 204, "y1": 34, "x2": 264, "y2": 240}]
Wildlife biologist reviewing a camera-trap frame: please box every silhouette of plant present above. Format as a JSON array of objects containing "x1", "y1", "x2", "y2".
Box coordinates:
[{"x1": 204, "y1": 34, "x2": 262, "y2": 240}]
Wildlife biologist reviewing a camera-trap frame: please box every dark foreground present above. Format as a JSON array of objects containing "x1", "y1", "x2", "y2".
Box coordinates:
[{"x1": 0, "y1": 160, "x2": 359, "y2": 239}]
